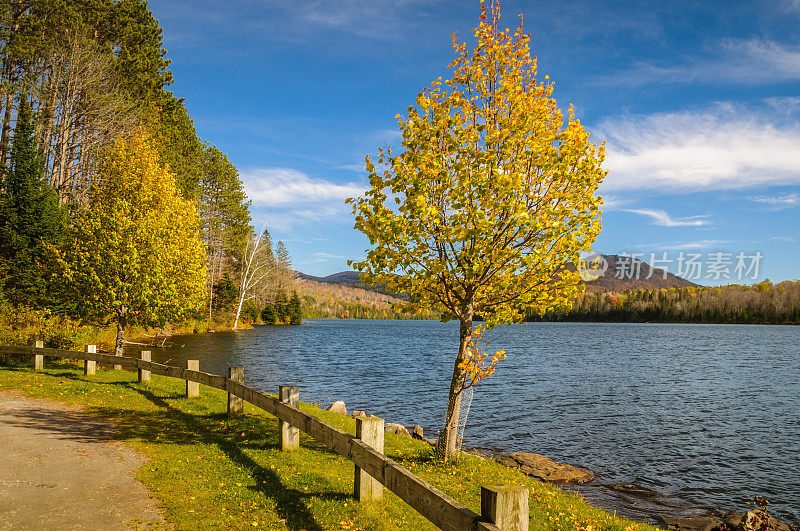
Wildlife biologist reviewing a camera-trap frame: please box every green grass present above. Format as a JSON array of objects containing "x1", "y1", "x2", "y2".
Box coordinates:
[{"x1": 0, "y1": 358, "x2": 657, "y2": 531}]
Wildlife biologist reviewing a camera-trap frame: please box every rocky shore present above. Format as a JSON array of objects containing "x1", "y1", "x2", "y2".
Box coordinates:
[
  {"x1": 660, "y1": 510, "x2": 798, "y2": 531},
  {"x1": 321, "y1": 399, "x2": 799, "y2": 531}
]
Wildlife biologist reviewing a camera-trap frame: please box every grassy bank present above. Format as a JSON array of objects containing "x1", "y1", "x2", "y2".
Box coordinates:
[{"x1": 0, "y1": 358, "x2": 656, "y2": 530}]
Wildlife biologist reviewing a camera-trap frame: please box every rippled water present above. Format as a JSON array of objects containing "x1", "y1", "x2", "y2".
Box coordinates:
[{"x1": 138, "y1": 320, "x2": 800, "y2": 524}]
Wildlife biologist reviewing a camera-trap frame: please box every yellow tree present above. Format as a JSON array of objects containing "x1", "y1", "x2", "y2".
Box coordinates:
[
  {"x1": 63, "y1": 130, "x2": 207, "y2": 356},
  {"x1": 349, "y1": 2, "x2": 606, "y2": 460}
]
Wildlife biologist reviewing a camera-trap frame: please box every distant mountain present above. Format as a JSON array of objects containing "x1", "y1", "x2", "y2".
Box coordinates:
[
  {"x1": 297, "y1": 254, "x2": 698, "y2": 296},
  {"x1": 583, "y1": 254, "x2": 699, "y2": 292},
  {"x1": 296, "y1": 271, "x2": 406, "y2": 299},
  {"x1": 296, "y1": 272, "x2": 439, "y2": 319}
]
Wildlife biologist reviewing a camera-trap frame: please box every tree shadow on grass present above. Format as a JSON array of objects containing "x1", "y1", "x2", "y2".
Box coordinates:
[
  {"x1": 89, "y1": 382, "x2": 334, "y2": 531},
  {"x1": 0, "y1": 359, "x2": 30, "y2": 371}
]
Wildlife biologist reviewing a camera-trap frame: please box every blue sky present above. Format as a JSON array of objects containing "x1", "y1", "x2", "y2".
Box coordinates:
[{"x1": 149, "y1": 0, "x2": 800, "y2": 284}]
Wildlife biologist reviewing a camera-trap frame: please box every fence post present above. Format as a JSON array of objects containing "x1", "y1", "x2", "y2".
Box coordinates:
[
  {"x1": 227, "y1": 367, "x2": 243, "y2": 417},
  {"x1": 278, "y1": 385, "x2": 299, "y2": 451},
  {"x1": 354, "y1": 416, "x2": 384, "y2": 502},
  {"x1": 33, "y1": 340, "x2": 44, "y2": 370},
  {"x1": 138, "y1": 350, "x2": 151, "y2": 383},
  {"x1": 480, "y1": 485, "x2": 529, "y2": 531},
  {"x1": 84, "y1": 345, "x2": 96, "y2": 375},
  {"x1": 186, "y1": 360, "x2": 199, "y2": 398}
]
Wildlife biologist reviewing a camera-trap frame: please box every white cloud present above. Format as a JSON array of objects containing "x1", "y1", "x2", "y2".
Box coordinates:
[
  {"x1": 312, "y1": 252, "x2": 348, "y2": 260},
  {"x1": 652, "y1": 240, "x2": 731, "y2": 251},
  {"x1": 771, "y1": 236, "x2": 796, "y2": 242},
  {"x1": 242, "y1": 168, "x2": 367, "y2": 232},
  {"x1": 284, "y1": 0, "x2": 437, "y2": 40},
  {"x1": 663, "y1": 240, "x2": 730, "y2": 250},
  {"x1": 242, "y1": 168, "x2": 364, "y2": 207},
  {"x1": 621, "y1": 208, "x2": 710, "y2": 227},
  {"x1": 749, "y1": 193, "x2": 800, "y2": 209},
  {"x1": 337, "y1": 163, "x2": 367, "y2": 172},
  {"x1": 154, "y1": 0, "x2": 442, "y2": 48},
  {"x1": 765, "y1": 96, "x2": 800, "y2": 112},
  {"x1": 597, "y1": 104, "x2": 800, "y2": 191},
  {"x1": 610, "y1": 38, "x2": 800, "y2": 87},
  {"x1": 599, "y1": 195, "x2": 629, "y2": 210},
  {"x1": 784, "y1": 0, "x2": 800, "y2": 13}
]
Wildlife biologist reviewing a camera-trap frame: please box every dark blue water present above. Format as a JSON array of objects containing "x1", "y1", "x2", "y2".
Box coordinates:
[{"x1": 139, "y1": 320, "x2": 800, "y2": 525}]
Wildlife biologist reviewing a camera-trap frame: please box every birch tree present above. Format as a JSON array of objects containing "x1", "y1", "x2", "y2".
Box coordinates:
[{"x1": 232, "y1": 227, "x2": 276, "y2": 330}]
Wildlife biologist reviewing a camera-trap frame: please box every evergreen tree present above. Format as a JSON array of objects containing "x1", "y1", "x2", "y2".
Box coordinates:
[
  {"x1": 0, "y1": 99, "x2": 66, "y2": 308},
  {"x1": 289, "y1": 290, "x2": 302, "y2": 325},
  {"x1": 243, "y1": 301, "x2": 260, "y2": 324},
  {"x1": 274, "y1": 291, "x2": 289, "y2": 324},
  {"x1": 261, "y1": 303, "x2": 276, "y2": 325},
  {"x1": 212, "y1": 273, "x2": 239, "y2": 311}
]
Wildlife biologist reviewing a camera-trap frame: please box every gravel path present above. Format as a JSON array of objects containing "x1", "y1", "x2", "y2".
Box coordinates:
[{"x1": 0, "y1": 391, "x2": 167, "y2": 530}]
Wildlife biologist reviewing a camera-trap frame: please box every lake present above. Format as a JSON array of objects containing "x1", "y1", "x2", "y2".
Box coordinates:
[{"x1": 136, "y1": 320, "x2": 800, "y2": 525}]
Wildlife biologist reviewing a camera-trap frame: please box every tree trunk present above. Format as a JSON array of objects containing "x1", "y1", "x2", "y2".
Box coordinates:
[
  {"x1": 232, "y1": 284, "x2": 245, "y2": 330},
  {"x1": 115, "y1": 307, "x2": 127, "y2": 357},
  {"x1": 436, "y1": 316, "x2": 473, "y2": 460},
  {"x1": 0, "y1": 88, "x2": 15, "y2": 166},
  {"x1": 208, "y1": 263, "x2": 215, "y2": 326}
]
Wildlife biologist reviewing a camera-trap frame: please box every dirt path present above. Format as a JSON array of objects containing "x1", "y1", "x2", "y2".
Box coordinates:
[{"x1": 0, "y1": 391, "x2": 167, "y2": 530}]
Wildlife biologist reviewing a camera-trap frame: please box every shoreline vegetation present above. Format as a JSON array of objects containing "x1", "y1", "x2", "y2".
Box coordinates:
[
  {"x1": 0, "y1": 357, "x2": 657, "y2": 531},
  {"x1": 530, "y1": 281, "x2": 800, "y2": 325},
  {"x1": 301, "y1": 272, "x2": 800, "y2": 325},
  {"x1": 0, "y1": 302, "x2": 253, "y2": 354}
]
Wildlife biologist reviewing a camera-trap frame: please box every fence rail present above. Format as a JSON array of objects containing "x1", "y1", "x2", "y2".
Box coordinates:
[{"x1": 0, "y1": 343, "x2": 529, "y2": 531}]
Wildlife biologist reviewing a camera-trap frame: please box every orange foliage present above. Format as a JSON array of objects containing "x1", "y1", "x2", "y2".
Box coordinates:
[{"x1": 458, "y1": 326, "x2": 507, "y2": 388}]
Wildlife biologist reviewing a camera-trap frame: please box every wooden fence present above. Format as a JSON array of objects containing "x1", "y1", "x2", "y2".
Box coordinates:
[{"x1": 0, "y1": 343, "x2": 529, "y2": 531}]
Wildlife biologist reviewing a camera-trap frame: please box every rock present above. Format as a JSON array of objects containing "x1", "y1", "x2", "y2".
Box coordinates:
[
  {"x1": 660, "y1": 511, "x2": 798, "y2": 531},
  {"x1": 384, "y1": 423, "x2": 410, "y2": 436},
  {"x1": 659, "y1": 516, "x2": 722, "y2": 531},
  {"x1": 742, "y1": 510, "x2": 797, "y2": 531},
  {"x1": 349, "y1": 410, "x2": 367, "y2": 418},
  {"x1": 424, "y1": 438, "x2": 437, "y2": 447},
  {"x1": 606, "y1": 483, "x2": 658, "y2": 498},
  {"x1": 497, "y1": 452, "x2": 595, "y2": 484},
  {"x1": 325, "y1": 401, "x2": 347, "y2": 415},
  {"x1": 412, "y1": 425, "x2": 424, "y2": 440},
  {"x1": 722, "y1": 513, "x2": 743, "y2": 527}
]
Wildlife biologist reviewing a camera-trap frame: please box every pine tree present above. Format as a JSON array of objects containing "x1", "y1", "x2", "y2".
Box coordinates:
[
  {"x1": 261, "y1": 303, "x2": 276, "y2": 325},
  {"x1": 289, "y1": 290, "x2": 302, "y2": 325},
  {"x1": 212, "y1": 273, "x2": 239, "y2": 311},
  {"x1": 0, "y1": 98, "x2": 66, "y2": 308},
  {"x1": 275, "y1": 291, "x2": 289, "y2": 324}
]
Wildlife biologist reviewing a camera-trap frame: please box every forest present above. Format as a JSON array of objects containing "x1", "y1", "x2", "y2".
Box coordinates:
[
  {"x1": 530, "y1": 280, "x2": 800, "y2": 325},
  {"x1": 297, "y1": 277, "x2": 437, "y2": 320},
  {"x1": 0, "y1": 0, "x2": 299, "y2": 350}
]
